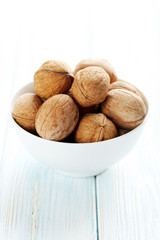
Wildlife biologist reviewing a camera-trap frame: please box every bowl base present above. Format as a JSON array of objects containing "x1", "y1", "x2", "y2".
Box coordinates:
[{"x1": 54, "y1": 169, "x2": 106, "y2": 178}]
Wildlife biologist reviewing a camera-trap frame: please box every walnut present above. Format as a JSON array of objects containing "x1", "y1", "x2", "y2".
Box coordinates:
[
  {"x1": 101, "y1": 89, "x2": 147, "y2": 129},
  {"x1": 70, "y1": 66, "x2": 110, "y2": 107},
  {"x1": 12, "y1": 93, "x2": 42, "y2": 131},
  {"x1": 109, "y1": 79, "x2": 148, "y2": 109},
  {"x1": 67, "y1": 89, "x2": 99, "y2": 115},
  {"x1": 74, "y1": 113, "x2": 117, "y2": 143},
  {"x1": 12, "y1": 58, "x2": 148, "y2": 145},
  {"x1": 109, "y1": 80, "x2": 141, "y2": 96},
  {"x1": 34, "y1": 60, "x2": 74, "y2": 100},
  {"x1": 67, "y1": 89, "x2": 102, "y2": 142},
  {"x1": 74, "y1": 58, "x2": 117, "y2": 83},
  {"x1": 35, "y1": 94, "x2": 79, "y2": 140}
]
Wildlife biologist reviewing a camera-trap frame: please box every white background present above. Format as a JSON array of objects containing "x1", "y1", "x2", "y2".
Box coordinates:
[{"x1": 0, "y1": 0, "x2": 160, "y2": 134}]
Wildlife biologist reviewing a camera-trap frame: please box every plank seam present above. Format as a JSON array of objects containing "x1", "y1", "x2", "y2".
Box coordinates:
[{"x1": 94, "y1": 176, "x2": 99, "y2": 240}]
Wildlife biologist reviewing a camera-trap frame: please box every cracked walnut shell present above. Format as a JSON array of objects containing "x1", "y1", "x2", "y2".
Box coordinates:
[
  {"x1": 74, "y1": 58, "x2": 117, "y2": 83},
  {"x1": 101, "y1": 89, "x2": 147, "y2": 129},
  {"x1": 74, "y1": 113, "x2": 117, "y2": 143},
  {"x1": 35, "y1": 94, "x2": 79, "y2": 140},
  {"x1": 34, "y1": 60, "x2": 74, "y2": 100},
  {"x1": 71, "y1": 66, "x2": 110, "y2": 107},
  {"x1": 12, "y1": 93, "x2": 43, "y2": 131}
]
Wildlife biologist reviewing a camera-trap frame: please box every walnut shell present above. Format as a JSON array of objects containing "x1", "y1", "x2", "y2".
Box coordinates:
[
  {"x1": 101, "y1": 89, "x2": 147, "y2": 129},
  {"x1": 111, "y1": 79, "x2": 148, "y2": 110},
  {"x1": 74, "y1": 113, "x2": 117, "y2": 143},
  {"x1": 109, "y1": 80, "x2": 141, "y2": 96},
  {"x1": 74, "y1": 58, "x2": 117, "y2": 83},
  {"x1": 67, "y1": 89, "x2": 99, "y2": 116},
  {"x1": 35, "y1": 94, "x2": 79, "y2": 140},
  {"x1": 34, "y1": 60, "x2": 74, "y2": 99},
  {"x1": 12, "y1": 93, "x2": 43, "y2": 131},
  {"x1": 70, "y1": 66, "x2": 110, "y2": 107}
]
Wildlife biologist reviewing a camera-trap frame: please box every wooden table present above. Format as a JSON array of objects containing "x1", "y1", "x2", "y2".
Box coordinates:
[{"x1": 0, "y1": 0, "x2": 160, "y2": 239}]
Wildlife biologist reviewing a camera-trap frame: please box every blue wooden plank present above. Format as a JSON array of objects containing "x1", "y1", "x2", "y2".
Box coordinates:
[{"x1": 0, "y1": 122, "x2": 97, "y2": 240}]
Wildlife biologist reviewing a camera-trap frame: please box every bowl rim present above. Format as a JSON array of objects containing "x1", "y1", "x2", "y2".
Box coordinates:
[{"x1": 10, "y1": 81, "x2": 149, "y2": 146}]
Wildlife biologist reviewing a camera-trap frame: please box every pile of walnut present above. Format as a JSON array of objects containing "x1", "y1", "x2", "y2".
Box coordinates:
[{"x1": 12, "y1": 59, "x2": 147, "y2": 143}]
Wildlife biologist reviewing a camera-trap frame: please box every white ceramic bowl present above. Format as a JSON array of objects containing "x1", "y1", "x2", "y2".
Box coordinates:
[{"x1": 10, "y1": 82, "x2": 149, "y2": 177}]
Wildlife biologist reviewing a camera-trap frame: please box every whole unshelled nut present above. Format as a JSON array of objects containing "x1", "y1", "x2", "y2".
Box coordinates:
[
  {"x1": 109, "y1": 79, "x2": 148, "y2": 109},
  {"x1": 74, "y1": 58, "x2": 117, "y2": 83},
  {"x1": 34, "y1": 60, "x2": 74, "y2": 100},
  {"x1": 67, "y1": 89, "x2": 99, "y2": 115},
  {"x1": 108, "y1": 80, "x2": 141, "y2": 96},
  {"x1": 101, "y1": 89, "x2": 147, "y2": 129},
  {"x1": 35, "y1": 94, "x2": 79, "y2": 141},
  {"x1": 71, "y1": 66, "x2": 110, "y2": 107},
  {"x1": 12, "y1": 93, "x2": 43, "y2": 131},
  {"x1": 74, "y1": 113, "x2": 117, "y2": 143}
]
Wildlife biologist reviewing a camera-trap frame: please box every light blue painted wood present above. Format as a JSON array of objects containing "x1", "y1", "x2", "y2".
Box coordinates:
[
  {"x1": 0, "y1": 122, "x2": 97, "y2": 240},
  {"x1": 96, "y1": 121, "x2": 160, "y2": 240}
]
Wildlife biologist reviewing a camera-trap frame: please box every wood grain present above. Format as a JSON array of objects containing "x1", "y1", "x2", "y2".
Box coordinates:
[
  {"x1": 0, "y1": 123, "x2": 97, "y2": 240},
  {"x1": 96, "y1": 121, "x2": 160, "y2": 240}
]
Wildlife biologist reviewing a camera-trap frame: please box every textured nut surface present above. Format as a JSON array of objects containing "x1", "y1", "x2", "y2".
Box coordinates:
[
  {"x1": 71, "y1": 66, "x2": 110, "y2": 107},
  {"x1": 110, "y1": 79, "x2": 148, "y2": 110},
  {"x1": 74, "y1": 113, "x2": 117, "y2": 143},
  {"x1": 35, "y1": 94, "x2": 79, "y2": 140},
  {"x1": 34, "y1": 60, "x2": 74, "y2": 99},
  {"x1": 109, "y1": 80, "x2": 141, "y2": 96},
  {"x1": 101, "y1": 89, "x2": 147, "y2": 129},
  {"x1": 12, "y1": 93, "x2": 42, "y2": 131},
  {"x1": 74, "y1": 58, "x2": 117, "y2": 83},
  {"x1": 67, "y1": 89, "x2": 99, "y2": 116}
]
